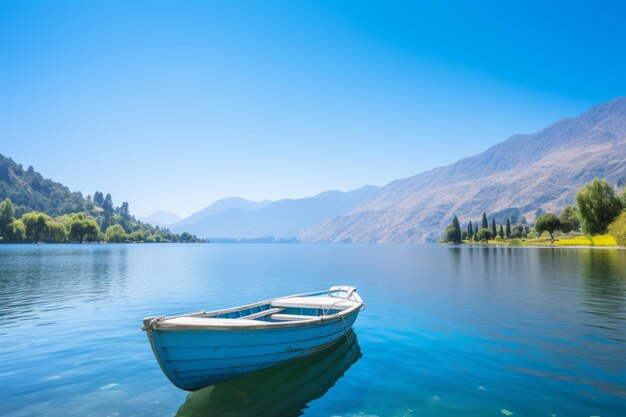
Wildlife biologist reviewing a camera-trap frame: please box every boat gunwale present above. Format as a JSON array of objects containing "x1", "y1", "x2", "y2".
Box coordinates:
[{"x1": 143, "y1": 288, "x2": 363, "y2": 331}]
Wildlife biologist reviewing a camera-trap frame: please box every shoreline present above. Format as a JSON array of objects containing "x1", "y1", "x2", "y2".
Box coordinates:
[{"x1": 448, "y1": 242, "x2": 624, "y2": 249}]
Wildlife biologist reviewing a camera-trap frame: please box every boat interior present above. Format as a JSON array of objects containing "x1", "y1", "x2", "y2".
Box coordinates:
[
  {"x1": 210, "y1": 288, "x2": 360, "y2": 323},
  {"x1": 156, "y1": 287, "x2": 363, "y2": 327}
]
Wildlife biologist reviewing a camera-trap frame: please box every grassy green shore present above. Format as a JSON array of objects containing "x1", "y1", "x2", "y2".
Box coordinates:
[
  {"x1": 442, "y1": 179, "x2": 626, "y2": 248},
  {"x1": 461, "y1": 234, "x2": 619, "y2": 247}
]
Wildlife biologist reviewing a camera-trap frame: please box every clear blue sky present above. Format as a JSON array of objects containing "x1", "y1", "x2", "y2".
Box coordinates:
[{"x1": 1, "y1": 1, "x2": 625, "y2": 217}]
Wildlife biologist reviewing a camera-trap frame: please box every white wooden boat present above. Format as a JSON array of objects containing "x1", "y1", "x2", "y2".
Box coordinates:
[{"x1": 142, "y1": 286, "x2": 363, "y2": 390}]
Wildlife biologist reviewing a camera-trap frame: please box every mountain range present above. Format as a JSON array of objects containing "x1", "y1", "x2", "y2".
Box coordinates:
[
  {"x1": 170, "y1": 187, "x2": 378, "y2": 239},
  {"x1": 4, "y1": 97, "x2": 625, "y2": 242},
  {"x1": 173, "y1": 97, "x2": 626, "y2": 242},
  {"x1": 303, "y1": 97, "x2": 626, "y2": 242},
  {"x1": 138, "y1": 211, "x2": 182, "y2": 228},
  {"x1": 171, "y1": 197, "x2": 272, "y2": 230}
]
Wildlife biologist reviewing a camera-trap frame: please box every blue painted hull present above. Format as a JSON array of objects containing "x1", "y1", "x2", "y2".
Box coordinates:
[
  {"x1": 147, "y1": 307, "x2": 360, "y2": 390},
  {"x1": 175, "y1": 331, "x2": 362, "y2": 416}
]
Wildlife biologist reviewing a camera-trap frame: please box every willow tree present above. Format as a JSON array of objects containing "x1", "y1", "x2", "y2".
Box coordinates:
[
  {"x1": 21, "y1": 212, "x2": 52, "y2": 243},
  {"x1": 576, "y1": 178, "x2": 622, "y2": 235},
  {"x1": 476, "y1": 228, "x2": 492, "y2": 242},
  {"x1": 0, "y1": 198, "x2": 15, "y2": 239}
]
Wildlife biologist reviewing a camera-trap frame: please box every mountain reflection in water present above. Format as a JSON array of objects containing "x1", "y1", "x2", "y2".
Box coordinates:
[{"x1": 175, "y1": 331, "x2": 362, "y2": 417}]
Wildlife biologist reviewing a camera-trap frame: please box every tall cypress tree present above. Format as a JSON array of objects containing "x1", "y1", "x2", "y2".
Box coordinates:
[
  {"x1": 452, "y1": 216, "x2": 461, "y2": 233},
  {"x1": 467, "y1": 221, "x2": 473, "y2": 239},
  {"x1": 93, "y1": 191, "x2": 104, "y2": 207},
  {"x1": 506, "y1": 219, "x2": 512, "y2": 238},
  {"x1": 499, "y1": 225, "x2": 504, "y2": 239},
  {"x1": 101, "y1": 193, "x2": 114, "y2": 231},
  {"x1": 482, "y1": 212, "x2": 488, "y2": 229},
  {"x1": 491, "y1": 218, "x2": 497, "y2": 238},
  {"x1": 445, "y1": 215, "x2": 462, "y2": 243}
]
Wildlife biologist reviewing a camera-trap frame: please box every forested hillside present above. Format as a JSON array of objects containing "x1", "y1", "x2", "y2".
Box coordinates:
[
  {"x1": 0, "y1": 154, "x2": 92, "y2": 217},
  {"x1": 0, "y1": 154, "x2": 202, "y2": 243}
]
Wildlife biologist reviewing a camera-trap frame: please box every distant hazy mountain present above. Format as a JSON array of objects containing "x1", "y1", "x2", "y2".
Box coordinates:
[
  {"x1": 139, "y1": 210, "x2": 182, "y2": 228},
  {"x1": 301, "y1": 97, "x2": 626, "y2": 243},
  {"x1": 171, "y1": 197, "x2": 272, "y2": 230},
  {"x1": 171, "y1": 186, "x2": 378, "y2": 239}
]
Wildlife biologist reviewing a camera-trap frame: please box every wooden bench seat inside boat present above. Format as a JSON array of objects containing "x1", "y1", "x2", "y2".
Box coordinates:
[
  {"x1": 271, "y1": 296, "x2": 358, "y2": 310},
  {"x1": 270, "y1": 313, "x2": 319, "y2": 321},
  {"x1": 238, "y1": 307, "x2": 285, "y2": 320}
]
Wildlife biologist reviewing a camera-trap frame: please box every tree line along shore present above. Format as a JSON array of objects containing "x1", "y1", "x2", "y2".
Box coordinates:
[
  {"x1": 0, "y1": 194, "x2": 204, "y2": 244},
  {"x1": 443, "y1": 178, "x2": 626, "y2": 247}
]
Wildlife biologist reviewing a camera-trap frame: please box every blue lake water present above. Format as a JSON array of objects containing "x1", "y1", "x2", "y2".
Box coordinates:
[{"x1": 1, "y1": 243, "x2": 625, "y2": 416}]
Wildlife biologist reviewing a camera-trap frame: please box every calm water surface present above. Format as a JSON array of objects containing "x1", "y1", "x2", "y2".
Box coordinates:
[{"x1": 1, "y1": 244, "x2": 625, "y2": 416}]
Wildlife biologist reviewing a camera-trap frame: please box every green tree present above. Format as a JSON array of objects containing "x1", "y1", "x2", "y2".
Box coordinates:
[
  {"x1": 559, "y1": 206, "x2": 581, "y2": 233},
  {"x1": 100, "y1": 193, "x2": 114, "y2": 231},
  {"x1": 69, "y1": 213, "x2": 101, "y2": 243},
  {"x1": 499, "y1": 225, "x2": 504, "y2": 239},
  {"x1": 445, "y1": 225, "x2": 461, "y2": 244},
  {"x1": 83, "y1": 220, "x2": 101, "y2": 242},
  {"x1": 0, "y1": 198, "x2": 15, "y2": 240},
  {"x1": 110, "y1": 214, "x2": 123, "y2": 227},
  {"x1": 444, "y1": 215, "x2": 461, "y2": 244},
  {"x1": 45, "y1": 221, "x2": 68, "y2": 242},
  {"x1": 452, "y1": 215, "x2": 461, "y2": 234},
  {"x1": 55, "y1": 213, "x2": 74, "y2": 233},
  {"x1": 118, "y1": 201, "x2": 131, "y2": 232},
  {"x1": 535, "y1": 213, "x2": 562, "y2": 243},
  {"x1": 491, "y1": 218, "x2": 496, "y2": 238},
  {"x1": 505, "y1": 219, "x2": 511, "y2": 238},
  {"x1": 481, "y1": 212, "x2": 488, "y2": 229},
  {"x1": 511, "y1": 225, "x2": 524, "y2": 239},
  {"x1": 5, "y1": 220, "x2": 26, "y2": 242},
  {"x1": 105, "y1": 224, "x2": 127, "y2": 243},
  {"x1": 467, "y1": 221, "x2": 473, "y2": 240},
  {"x1": 93, "y1": 191, "x2": 104, "y2": 207},
  {"x1": 129, "y1": 230, "x2": 144, "y2": 242},
  {"x1": 476, "y1": 228, "x2": 492, "y2": 242},
  {"x1": 608, "y1": 212, "x2": 626, "y2": 245},
  {"x1": 103, "y1": 193, "x2": 113, "y2": 213},
  {"x1": 146, "y1": 233, "x2": 162, "y2": 243},
  {"x1": 576, "y1": 178, "x2": 622, "y2": 235},
  {"x1": 21, "y1": 212, "x2": 52, "y2": 242}
]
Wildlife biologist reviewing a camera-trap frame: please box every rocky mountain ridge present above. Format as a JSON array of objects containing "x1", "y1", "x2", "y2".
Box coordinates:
[{"x1": 300, "y1": 97, "x2": 626, "y2": 242}]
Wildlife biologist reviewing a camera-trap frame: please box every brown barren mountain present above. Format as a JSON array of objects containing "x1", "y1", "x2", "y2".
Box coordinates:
[{"x1": 300, "y1": 97, "x2": 626, "y2": 243}]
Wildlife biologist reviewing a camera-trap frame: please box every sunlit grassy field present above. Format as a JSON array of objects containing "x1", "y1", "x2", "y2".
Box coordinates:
[
  {"x1": 556, "y1": 234, "x2": 617, "y2": 246},
  {"x1": 462, "y1": 234, "x2": 619, "y2": 247}
]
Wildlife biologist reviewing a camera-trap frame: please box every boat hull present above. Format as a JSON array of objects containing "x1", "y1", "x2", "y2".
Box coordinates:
[
  {"x1": 147, "y1": 307, "x2": 360, "y2": 390},
  {"x1": 174, "y1": 331, "x2": 362, "y2": 416}
]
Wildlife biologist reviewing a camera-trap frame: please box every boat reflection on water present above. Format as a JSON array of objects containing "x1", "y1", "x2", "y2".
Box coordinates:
[{"x1": 175, "y1": 331, "x2": 362, "y2": 417}]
